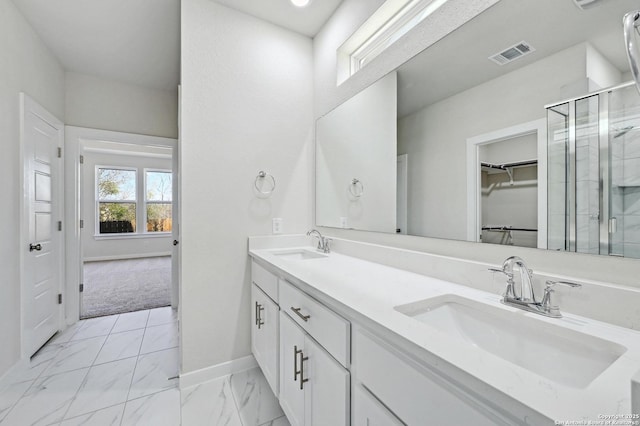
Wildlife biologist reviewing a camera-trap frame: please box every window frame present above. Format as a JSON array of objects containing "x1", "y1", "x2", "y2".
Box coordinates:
[
  {"x1": 143, "y1": 168, "x2": 173, "y2": 235},
  {"x1": 95, "y1": 165, "x2": 139, "y2": 236}
]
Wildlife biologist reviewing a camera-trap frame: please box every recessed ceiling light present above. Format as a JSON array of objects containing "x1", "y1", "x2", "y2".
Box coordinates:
[{"x1": 291, "y1": 0, "x2": 311, "y2": 7}]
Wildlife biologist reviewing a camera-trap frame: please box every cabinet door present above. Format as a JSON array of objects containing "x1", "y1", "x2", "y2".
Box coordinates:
[
  {"x1": 353, "y1": 383, "x2": 403, "y2": 426},
  {"x1": 279, "y1": 312, "x2": 306, "y2": 426},
  {"x1": 251, "y1": 284, "x2": 279, "y2": 396},
  {"x1": 304, "y1": 334, "x2": 350, "y2": 426}
]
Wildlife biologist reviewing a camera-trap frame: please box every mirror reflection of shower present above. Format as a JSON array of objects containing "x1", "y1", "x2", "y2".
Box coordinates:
[{"x1": 547, "y1": 82, "x2": 640, "y2": 259}]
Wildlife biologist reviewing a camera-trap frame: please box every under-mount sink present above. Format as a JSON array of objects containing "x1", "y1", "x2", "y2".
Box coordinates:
[
  {"x1": 271, "y1": 248, "x2": 328, "y2": 261},
  {"x1": 394, "y1": 294, "x2": 626, "y2": 388}
]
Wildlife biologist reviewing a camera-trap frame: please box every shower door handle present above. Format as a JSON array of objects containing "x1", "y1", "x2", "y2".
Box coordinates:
[
  {"x1": 623, "y1": 11, "x2": 640, "y2": 94},
  {"x1": 609, "y1": 217, "x2": 617, "y2": 234}
]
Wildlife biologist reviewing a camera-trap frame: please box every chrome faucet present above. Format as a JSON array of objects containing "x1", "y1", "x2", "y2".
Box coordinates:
[
  {"x1": 488, "y1": 256, "x2": 581, "y2": 318},
  {"x1": 306, "y1": 229, "x2": 332, "y2": 254}
]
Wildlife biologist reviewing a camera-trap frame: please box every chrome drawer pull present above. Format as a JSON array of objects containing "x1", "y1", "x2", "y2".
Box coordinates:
[{"x1": 290, "y1": 307, "x2": 310, "y2": 322}]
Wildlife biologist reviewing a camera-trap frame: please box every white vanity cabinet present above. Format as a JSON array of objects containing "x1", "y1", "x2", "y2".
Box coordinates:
[
  {"x1": 279, "y1": 311, "x2": 350, "y2": 426},
  {"x1": 353, "y1": 327, "x2": 511, "y2": 426},
  {"x1": 251, "y1": 283, "x2": 279, "y2": 396}
]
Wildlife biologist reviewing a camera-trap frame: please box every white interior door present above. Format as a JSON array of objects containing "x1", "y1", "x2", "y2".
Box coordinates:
[
  {"x1": 171, "y1": 88, "x2": 180, "y2": 309},
  {"x1": 21, "y1": 94, "x2": 64, "y2": 357}
]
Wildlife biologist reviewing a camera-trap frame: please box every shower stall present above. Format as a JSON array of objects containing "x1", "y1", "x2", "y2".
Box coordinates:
[{"x1": 547, "y1": 82, "x2": 640, "y2": 258}]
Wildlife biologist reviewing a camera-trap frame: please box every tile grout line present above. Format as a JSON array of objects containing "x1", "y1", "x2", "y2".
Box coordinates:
[
  {"x1": 57, "y1": 314, "x2": 121, "y2": 422},
  {"x1": 227, "y1": 372, "x2": 246, "y2": 426},
  {"x1": 0, "y1": 318, "x2": 91, "y2": 424},
  {"x1": 119, "y1": 310, "x2": 151, "y2": 426}
]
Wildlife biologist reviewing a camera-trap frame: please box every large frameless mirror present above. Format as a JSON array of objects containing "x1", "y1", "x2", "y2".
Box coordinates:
[{"x1": 315, "y1": 0, "x2": 640, "y2": 259}]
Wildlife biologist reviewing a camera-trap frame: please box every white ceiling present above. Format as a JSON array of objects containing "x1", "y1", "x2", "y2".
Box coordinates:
[
  {"x1": 213, "y1": 0, "x2": 344, "y2": 38},
  {"x1": 12, "y1": 0, "x2": 181, "y2": 91},
  {"x1": 396, "y1": 0, "x2": 639, "y2": 117},
  {"x1": 11, "y1": 0, "x2": 342, "y2": 91}
]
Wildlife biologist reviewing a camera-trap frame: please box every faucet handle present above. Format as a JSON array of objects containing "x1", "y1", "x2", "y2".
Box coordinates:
[
  {"x1": 541, "y1": 280, "x2": 582, "y2": 317},
  {"x1": 323, "y1": 238, "x2": 332, "y2": 253},
  {"x1": 545, "y1": 280, "x2": 582, "y2": 289},
  {"x1": 488, "y1": 267, "x2": 516, "y2": 299}
]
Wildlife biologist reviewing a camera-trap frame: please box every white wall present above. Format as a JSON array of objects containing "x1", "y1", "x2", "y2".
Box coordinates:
[
  {"x1": 314, "y1": 0, "x2": 640, "y2": 289},
  {"x1": 66, "y1": 72, "x2": 178, "y2": 139},
  {"x1": 181, "y1": 0, "x2": 313, "y2": 374},
  {"x1": 0, "y1": 0, "x2": 65, "y2": 378},
  {"x1": 82, "y1": 150, "x2": 172, "y2": 261},
  {"x1": 316, "y1": 72, "x2": 397, "y2": 232}
]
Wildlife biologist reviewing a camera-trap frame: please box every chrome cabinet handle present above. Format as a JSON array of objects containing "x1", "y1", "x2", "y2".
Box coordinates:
[
  {"x1": 294, "y1": 345, "x2": 302, "y2": 382},
  {"x1": 29, "y1": 243, "x2": 42, "y2": 252},
  {"x1": 293, "y1": 345, "x2": 309, "y2": 389},
  {"x1": 624, "y1": 10, "x2": 640, "y2": 95},
  {"x1": 290, "y1": 307, "x2": 310, "y2": 322},
  {"x1": 255, "y1": 302, "x2": 264, "y2": 329},
  {"x1": 299, "y1": 349, "x2": 309, "y2": 390}
]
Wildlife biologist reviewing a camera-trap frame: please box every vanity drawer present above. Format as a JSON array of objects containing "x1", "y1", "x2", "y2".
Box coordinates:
[
  {"x1": 353, "y1": 328, "x2": 507, "y2": 426},
  {"x1": 279, "y1": 280, "x2": 350, "y2": 367},
  {"x1": 252, "y1": 261, "x2": 278, "y2": 302}
]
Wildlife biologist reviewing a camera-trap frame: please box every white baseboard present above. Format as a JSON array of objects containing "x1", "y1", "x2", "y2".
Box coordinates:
[
  {"x1": 179, "y1": 355, "x2": 258, "y2": 389},
  {"x1": 83, "y1": 252, "x2": 172, "y2": 262}
]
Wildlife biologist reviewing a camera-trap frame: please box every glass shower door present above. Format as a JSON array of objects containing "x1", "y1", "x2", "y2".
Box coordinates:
[
  {"x1": 609, "y1": 84, "x2": 640, "y2": 258},
  {"x1": 547, "y1": 83, "x2": 640, "y2": 259}
]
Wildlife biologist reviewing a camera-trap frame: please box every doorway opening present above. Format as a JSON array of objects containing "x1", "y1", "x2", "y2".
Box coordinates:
[
  {"x1": 65, "y1": 127, "x2": 179, "y2": 322},
  {"x1": 466, "y1": 119, "x2": 547, "y2": 249},
  {"x1": 80, "y1": 140, "x2": 174, "y2": 319}
]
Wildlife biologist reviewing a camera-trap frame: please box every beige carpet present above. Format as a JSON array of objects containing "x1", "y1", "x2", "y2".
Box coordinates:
[{"x1": 81, "y1": 256, "x2": 171, "y2": 319}]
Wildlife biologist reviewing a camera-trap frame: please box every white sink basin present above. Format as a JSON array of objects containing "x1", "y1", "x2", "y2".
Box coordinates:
[
  {"x1": 271, "y1": 249, "x2": 328, "y2": 261},
  {"x1": 395, "y1": 294, "x2": 626, "y2": 388}
]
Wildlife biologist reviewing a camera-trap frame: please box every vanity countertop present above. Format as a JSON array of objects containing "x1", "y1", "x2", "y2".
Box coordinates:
[{"x1": 249, "y1": 245, "x2": 640, "y2": 423}]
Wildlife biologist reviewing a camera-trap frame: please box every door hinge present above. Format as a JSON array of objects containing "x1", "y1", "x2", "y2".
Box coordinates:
[
  {"x1": 79, "y1": 283, "x2": 84, "y2": 293},
  {"x1": 57, "y1": 147, "x2": 62, "y2": 158},
  {"x1": 80, "y1": 219, "x2": 84, "y2": 229},
  {"x1": 79, "y1": 155, "x2": 84, "y2": 164},
  {"x1": 58, "y1": 294, "x2": 62, "y2": 304},
  {"x1": 58, "y1": 221, "x2": 62, "y2": 231}
]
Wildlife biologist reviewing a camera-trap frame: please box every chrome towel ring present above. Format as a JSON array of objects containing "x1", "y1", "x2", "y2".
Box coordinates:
[
  {"x1": 255, "y1": 171, "x2": 276, "y2": 196},
  {"x1": 349, "y1": 178, "x2": 364, "y2": 198}
]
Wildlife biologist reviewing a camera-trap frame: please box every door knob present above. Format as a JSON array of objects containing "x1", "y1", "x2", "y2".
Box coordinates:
[
  {"x1": 173, "y1": 240, "x2": 179, "y2": 246},
  {"x1": 29, "y1": 243, "x2": 42, "y2": 252}
]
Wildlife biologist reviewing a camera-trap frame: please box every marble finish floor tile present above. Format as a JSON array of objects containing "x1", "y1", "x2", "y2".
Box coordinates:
[
  {"x1": 48, "y1": 321, "x2": 86, "y2": 345},
  {"x1": 0, "y1": 380, "x2": 33, "y2": 421},
  {"x1": 65, "y1": 357, "x2": 137, "y2": 419},
  {"x1": 58, "y1": 404, "x2": 124, "y2": 426},
  {"x1": 147, "y1": 306, "x2": 177, "y2": 327},
  {"x1": 122, "y1": 388, "x2": 180, "y2": 426},
  {"x1": 181, "y1": 376, "x2": 242, "y2": 426},
  {"x1": 1, "y1": 368, "x2": 88, "y2": 426},
  {"x1": 128, "y1": 347, "x2": 178, "y2": 400},
  {"x1": 230, "y1": 367, "x2": 284, "y2": 426},
  {"x1": 42, "y1": 336, "x2": 107, "y2": 377},
  {"x1": 111, "y1": 310, "x2": 150, "y2": 334},
  {"x1": 94, "y1": 329, "x2": 144, "y2": 365},
  {"x1": 3, "y1": 343, "x2": 63, "y2": 385},
  {"x1": 140, "y1": 323, "x2": 178, "y2": 354},
  {"x1": 260, "y1": 416, "x2": 291, "y2": 426},
  {"x1": 70, "y1": 316, "x2": 118, "y2": 341}
]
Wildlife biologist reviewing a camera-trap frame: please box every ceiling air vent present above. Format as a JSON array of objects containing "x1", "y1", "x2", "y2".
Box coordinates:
[{"x1": 489, "y1": 41, "x2": 535, "y2": 66}]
